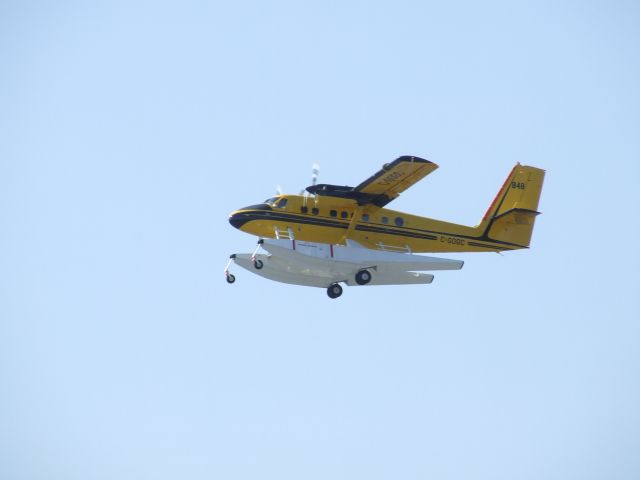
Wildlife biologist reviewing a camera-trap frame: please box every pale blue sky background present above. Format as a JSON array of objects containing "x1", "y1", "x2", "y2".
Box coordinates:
[{"x1": 1, "y1": 1, "x2": 639, "y2": 479}]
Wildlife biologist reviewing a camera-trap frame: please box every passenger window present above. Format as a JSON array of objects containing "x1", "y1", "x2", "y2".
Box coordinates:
[
  {"x1": 395, "y1": 216, "x2": 404, "y2": 227},
  {"x1": 330, "y1": 210, "x2": 337, "y2": 217},
  {"x1": 312, "y1": 207, "x2": 319, "y2": 215},
  {"x1": 362, "y1": 213, "x2": 369, "y2": 222},
  {"x1": 341, "y1": 211, "x2": 348, "y2": 219},
  {"x1": 300, "y1": 206, "x2": 308, "y2": 214},
  {"x1": 381, "y1": 216, "x2": 389, "y2": 224}
]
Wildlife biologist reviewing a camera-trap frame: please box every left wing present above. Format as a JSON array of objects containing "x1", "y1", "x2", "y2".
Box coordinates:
[{"x1": 307, "y1": 155, "x2": 438, "y2": 208}]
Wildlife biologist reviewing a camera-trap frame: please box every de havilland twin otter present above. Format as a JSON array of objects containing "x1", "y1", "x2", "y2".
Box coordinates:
[{"x1": 225, "y1": 156, "x2": 545, "y2": 299}]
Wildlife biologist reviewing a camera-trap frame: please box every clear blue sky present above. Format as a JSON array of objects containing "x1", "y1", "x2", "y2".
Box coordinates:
[{"x1": 1, "y1": 1, "x2": 639, "y2": 479}]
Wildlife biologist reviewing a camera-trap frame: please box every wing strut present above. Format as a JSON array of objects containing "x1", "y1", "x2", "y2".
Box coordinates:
[{"x1": 340, "y1": 205, "x2": 364, "y2": 244}]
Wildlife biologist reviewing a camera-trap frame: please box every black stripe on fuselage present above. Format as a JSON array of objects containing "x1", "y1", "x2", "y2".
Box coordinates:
[
  {"x1": 233, "y1": 210, "x2": 437, "y2": 240},
  {"x1": 234, "y1": 209, "x2": 521, "y2": 249},
  {"x1": 467, "y1": 241, "x2": 514, "y2": 250},
  {"x1": 231, "y1": 211, "x2": 348, "y2": 230}
]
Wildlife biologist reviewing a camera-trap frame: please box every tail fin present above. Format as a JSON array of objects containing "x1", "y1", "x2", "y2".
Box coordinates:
[{"x1": 479, "y1": 164, "x2": 546, "y2": 248}]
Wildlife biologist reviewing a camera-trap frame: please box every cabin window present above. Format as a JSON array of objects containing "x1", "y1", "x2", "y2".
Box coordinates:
[
  {"x1": 300, "y1": 206, "x2": 308, "y2": 214},
  {"x1": 395, "y1": 216, "x2": 404, "y2": 227},
  {"x1": 312, "y1": 207, "x2": 319, "y2": 215},
  {"x1": 341, "y1": 211, "x2": 348, "y2": 219},
  {"x1": 276, "y1": 198, "x2": 288, "y2": 208},
  {"x1": 330, "y1": 209, "x2": 337, "y2": 217},
  {"x1": 362, "y1": 213, "x2": 370, "y2": 222},
  {"x1": 381, "y1": 216, "x2": 389, "y2": 224}
]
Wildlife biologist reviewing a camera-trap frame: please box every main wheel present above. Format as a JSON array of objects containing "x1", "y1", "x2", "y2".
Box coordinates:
[
  {"x1": 355, "y1": 269, "x2": 372, "y2": 285},
  {"x1": 226, "y1": 274, "x2": 236, "y2": 284},
  {"x1": 253, "y1": 259, "x2": 264, "y2": 270},
  {"x1": 327, "y1": 283, "x2": 343, "y2": 299}
]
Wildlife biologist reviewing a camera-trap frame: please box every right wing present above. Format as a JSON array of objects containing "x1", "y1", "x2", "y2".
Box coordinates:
[
  {"x1": 352, "y1": 155, "x2": 438, "y2": 207},
  {"x1": 306, "y1": 155, "x2": 438, "y2": 208}
]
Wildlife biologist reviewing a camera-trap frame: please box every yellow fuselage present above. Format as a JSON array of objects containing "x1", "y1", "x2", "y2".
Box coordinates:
[{"x1": 229, "y1": 195, "x2": 517, "y2": 253}]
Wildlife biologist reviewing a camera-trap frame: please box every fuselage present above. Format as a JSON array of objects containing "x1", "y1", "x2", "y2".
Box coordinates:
[{"x1": 228, "y1": 194, "x2": 519, "y2": 253}]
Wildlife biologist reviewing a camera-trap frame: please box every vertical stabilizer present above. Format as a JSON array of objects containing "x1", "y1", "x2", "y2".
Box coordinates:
[{"x1": 479, "y1": 164, "x2": 545, "y2": 248}]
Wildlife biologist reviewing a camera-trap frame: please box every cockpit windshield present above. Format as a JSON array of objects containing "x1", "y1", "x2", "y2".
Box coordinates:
[{"x1": 263, "y1": 197, "x2": 288, "y2": 208}]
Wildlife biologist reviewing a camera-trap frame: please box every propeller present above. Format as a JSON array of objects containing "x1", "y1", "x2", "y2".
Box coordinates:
[
  {"x1": 301, "y1": 163, "x2": 320, "y2": 207},
  {"x1": 311, "y1": 163, "x2": 320, "y2": 206}
]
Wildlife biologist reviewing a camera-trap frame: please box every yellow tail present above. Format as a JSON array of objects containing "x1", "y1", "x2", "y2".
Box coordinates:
[{"x1": 479, "y1": 164, "x2": 546, "y2": 248}]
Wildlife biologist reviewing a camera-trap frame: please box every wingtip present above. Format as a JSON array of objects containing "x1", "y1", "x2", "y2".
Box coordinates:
[{"x1": 398, "y1": 155, "x2": 437, "y2": 166}]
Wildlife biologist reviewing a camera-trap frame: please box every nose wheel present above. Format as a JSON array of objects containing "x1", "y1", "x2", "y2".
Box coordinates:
[
  {"x1": 327, "y1": 283, "x2": 343, "y2": 299},
  {"x1": 225, "y1": 239, "x2": 266, "y2": 285},
  {"x1": 224, "y1": 254, "x2": 236, "y2": 285}
]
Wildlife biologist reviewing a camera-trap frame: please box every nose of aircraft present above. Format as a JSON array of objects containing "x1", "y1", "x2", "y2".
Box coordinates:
[
  {"x1": 228, "y1": 203, "x2": 273, "y2": 230},
  {"x1": 228, "y1": 210, "x2": 244, "y2": 229}
]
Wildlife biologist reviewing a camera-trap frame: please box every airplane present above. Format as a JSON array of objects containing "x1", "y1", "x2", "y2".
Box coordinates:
[{"x1": 225, "y1": 156, "x2": 545, "y2": 298}]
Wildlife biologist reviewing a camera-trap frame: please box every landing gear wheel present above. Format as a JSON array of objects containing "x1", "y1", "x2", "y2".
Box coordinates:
[
  {"x1": 253, "y1": 259, "x2": 264, "y2": 270},
  {"x1": 226, "y1": 274, "x2": 236, "y2": 284},
  {"x1": 355, "y1": 269, "x2": 372, "y2": 285},
  {"x1": 327, "y1": 283, "x2": 343, "y2": 299}
]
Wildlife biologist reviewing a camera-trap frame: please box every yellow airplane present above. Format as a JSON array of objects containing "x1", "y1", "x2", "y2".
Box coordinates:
[{"x1": 226, "y1": 156, "x2": 545, "y2": 298}]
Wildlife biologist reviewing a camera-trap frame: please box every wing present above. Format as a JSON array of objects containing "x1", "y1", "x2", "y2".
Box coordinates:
[
  {"x1": 307, "y1": 155, "x2": 438, "y2": 208},
  {"x1": 354, "y1": 155, "x2": 438, "y2": 205}
]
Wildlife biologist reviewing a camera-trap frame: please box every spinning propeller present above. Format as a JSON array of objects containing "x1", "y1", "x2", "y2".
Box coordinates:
[{"x1": 301, "y1": 163, "x2": 320, "y2": 207}]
